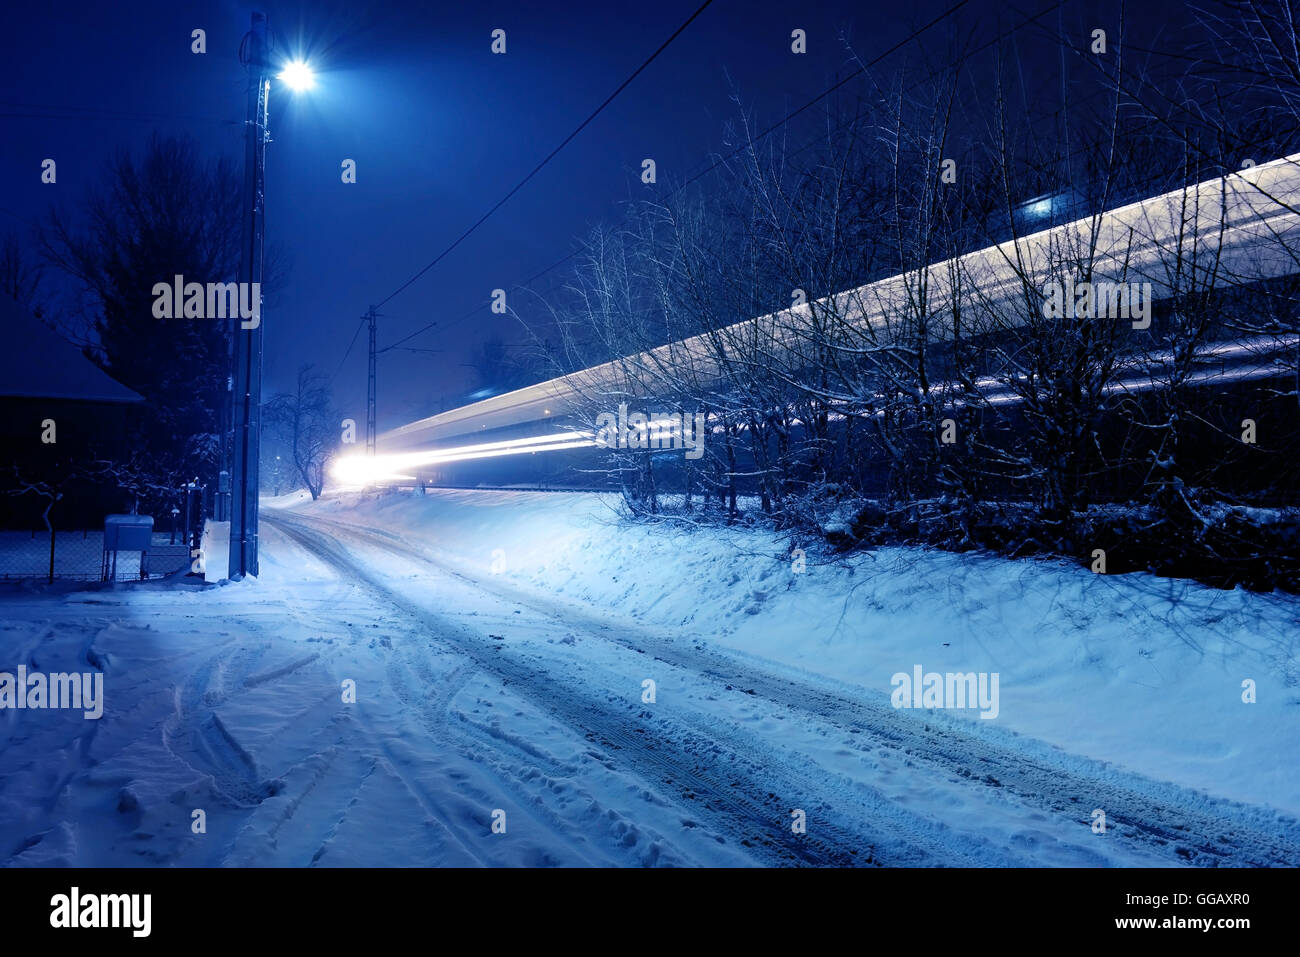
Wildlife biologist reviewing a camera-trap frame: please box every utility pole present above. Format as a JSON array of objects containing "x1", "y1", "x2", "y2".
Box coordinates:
[
  {"x1": 230, "y1": 11, "x2": 270, "y2": 579},
  {"x1": 366, "y1": 306, "x2": 379, "y2": 455}
]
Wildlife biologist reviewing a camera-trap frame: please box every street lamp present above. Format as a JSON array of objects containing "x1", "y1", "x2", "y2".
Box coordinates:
[
  {"x1": 277, "y1": 60, "x2": 315, "y2": 92},
  {"x1": 228, "y1": 12, "x2": 312, "y2": 580}
]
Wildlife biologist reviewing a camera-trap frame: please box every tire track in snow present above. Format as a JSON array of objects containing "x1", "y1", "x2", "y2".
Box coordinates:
[
  {"x1": 272, "y1": 509, "x2": 1300, "y2": 867},
  {"x1": 267, "y1": 513, "x2": 1013, "y2": 866}
]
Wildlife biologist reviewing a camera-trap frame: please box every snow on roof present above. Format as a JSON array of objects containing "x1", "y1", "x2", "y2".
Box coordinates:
[{"x1": 0, "y1": 293, "x2": 143, "y2": 403}]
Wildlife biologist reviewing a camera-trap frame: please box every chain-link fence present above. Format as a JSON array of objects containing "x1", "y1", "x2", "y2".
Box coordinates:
[{"x1": 0, "y1": 526, "x2": 193, "y2": 583}]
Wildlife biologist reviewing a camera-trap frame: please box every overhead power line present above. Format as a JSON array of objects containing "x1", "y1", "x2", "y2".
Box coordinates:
[
  {"x1": 377, "y1": 0, "x2": 1052, "y2": 354},
  {"x1": 331, "y1": 316, "x2": 368, "y2": 381},
  {"x1": 370, "y1": 0, "x2": 719, "y2": 312}
]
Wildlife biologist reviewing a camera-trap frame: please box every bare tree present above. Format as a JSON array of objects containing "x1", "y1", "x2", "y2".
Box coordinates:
[
  {"x1": 0, "y1": 234, "x2": 44, "y2": 318},
  {"x1": 265, "y1": 366, "x2": 336, "y2": 501},
  {"x1": 538, "y1": 15, "x2": 1300, "y2": 590}
]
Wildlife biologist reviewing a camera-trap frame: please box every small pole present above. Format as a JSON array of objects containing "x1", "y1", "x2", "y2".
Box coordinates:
[
  {"x1": 366, "y1": 306, "x2": 379, "y2": 456},
  {"x1": 43, "y1": 496, "x2": 58, "y2": 583}
]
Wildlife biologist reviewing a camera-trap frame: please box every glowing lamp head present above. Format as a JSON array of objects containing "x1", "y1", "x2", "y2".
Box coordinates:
[{"x1": 277, "y1": 61, "x2": 315, "y2": 92}]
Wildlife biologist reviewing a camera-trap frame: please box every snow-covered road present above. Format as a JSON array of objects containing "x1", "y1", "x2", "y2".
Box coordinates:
[
  {"x1": 255, "y1": 509, "x2": 1300, "y2": 867},
  {"x1": 2, "y1": 491, "x2": 1296, "y2": 867}
]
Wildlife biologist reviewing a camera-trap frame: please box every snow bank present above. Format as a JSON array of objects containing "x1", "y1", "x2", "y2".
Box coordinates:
[{"x1": 302, "y1": 487, "x2": 1300, "y2": 816}]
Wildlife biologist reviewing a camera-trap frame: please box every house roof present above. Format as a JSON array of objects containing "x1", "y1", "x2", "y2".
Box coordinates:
[{"x1": 0, "y1": 294, "x2": 143, "y2": 404}]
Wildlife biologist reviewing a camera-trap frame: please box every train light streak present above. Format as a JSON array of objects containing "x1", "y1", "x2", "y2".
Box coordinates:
[{"x1": 332, "y1": 431, "x2": 596, "y2": 487}]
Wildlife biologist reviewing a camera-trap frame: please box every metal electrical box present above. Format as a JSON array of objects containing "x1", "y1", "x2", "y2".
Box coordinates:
[
  {"x1": 200, "y1": 520, "x2": 231, "y2": 583},
  {"x1": 102, "y1": 514, "x2": 154, "y2": 580}
]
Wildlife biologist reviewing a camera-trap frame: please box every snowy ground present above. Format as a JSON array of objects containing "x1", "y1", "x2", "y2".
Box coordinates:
[{"x1": 1, "y1": 487, "x2": 1297, "y2": 866}]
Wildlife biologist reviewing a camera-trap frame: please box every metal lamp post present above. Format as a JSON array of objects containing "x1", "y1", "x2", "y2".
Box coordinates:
[
  {"x1": 228, "y1": 13, "x2": 312, "y2": 579},
  {"x1": 229, "y1": 11, "x2": 270, "y2": 579}
]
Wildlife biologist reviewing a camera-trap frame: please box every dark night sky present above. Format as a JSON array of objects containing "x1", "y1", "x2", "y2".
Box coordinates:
[{"x1": 1, "y1": 0, "x2": 1176, "y2": 431}]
